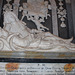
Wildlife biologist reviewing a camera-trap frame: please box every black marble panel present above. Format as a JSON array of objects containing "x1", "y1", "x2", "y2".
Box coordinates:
[
  {"x1": 66, "y1": 3, "x2": 74, "y2": 38},
  {"x1": 0, "y1": 0, "x2": 3, "y2": 28},
  {"x1": 71, "y1": 0, "x2": 75, "y2": 43},
  {"x1": 0, "y1": 58, "x2": 75, "y2": 63},
  {"x1": 55, "y1": 0, "x2": 69, "y2": 39}
]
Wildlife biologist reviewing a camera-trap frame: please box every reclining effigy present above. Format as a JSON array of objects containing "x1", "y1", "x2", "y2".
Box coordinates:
[{"x1": 0, "y1": 11, "x2": 75, "y2": 52}]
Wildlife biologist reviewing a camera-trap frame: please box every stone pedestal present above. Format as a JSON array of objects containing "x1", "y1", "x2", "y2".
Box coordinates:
[{"x1": 0, "y1": 51, "x2": 75, "y2": 59}]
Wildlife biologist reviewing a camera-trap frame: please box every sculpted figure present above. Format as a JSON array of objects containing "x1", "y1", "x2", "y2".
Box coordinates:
[
  {"x1": 0, "y1": 11, "x2": 75, "y2": 52},
  {"x1": 40, "y1": 1, "x2": 51, "y2": 19},
  {"x1": 19, "y1": 3, "x2": 28, "y2": 20},
  {"x1": 19, "y1": 0, "x2": 51, "y2": 31},
  {"x1": 3, "y1": 11, "x2": 30, "y2": 38}
]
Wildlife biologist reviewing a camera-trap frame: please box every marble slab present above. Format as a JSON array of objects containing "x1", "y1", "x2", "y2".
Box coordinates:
[
  {"x1": 0, "y1": 63, "x2": 75, "y2": 75},
  {"x1": 0, "y1": 51, "x2": 75, "y2": 59}
]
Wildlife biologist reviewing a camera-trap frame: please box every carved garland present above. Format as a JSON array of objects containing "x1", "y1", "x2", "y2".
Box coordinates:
[{"x1": 57, "y1": 0, "x2": 67, "y2": 28}]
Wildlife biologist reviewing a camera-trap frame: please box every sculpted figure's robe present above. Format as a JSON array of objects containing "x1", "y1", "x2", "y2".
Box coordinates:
[{"x1": 4, "y1": 11, "x2": 30, "y2": 38}]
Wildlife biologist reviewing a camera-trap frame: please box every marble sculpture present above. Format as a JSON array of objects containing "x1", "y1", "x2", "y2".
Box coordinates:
[
  {"x1": 19, "y1": 0, "x2": 51, "y2": 31},
  {"x1": 0, "y1": 0, "x2": 75, "y2": 52}
]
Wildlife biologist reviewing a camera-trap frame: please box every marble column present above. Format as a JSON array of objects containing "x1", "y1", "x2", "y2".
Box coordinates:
[{"x1": 49, "y1": 0, "x2": 58, "y2": 36}]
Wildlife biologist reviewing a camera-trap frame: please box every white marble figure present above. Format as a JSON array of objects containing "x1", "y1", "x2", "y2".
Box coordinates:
[
  {"x1": 19, "y1": 0, "x2": 51, "y2": 31},
  {"x1": 19, "y1": 3, "x2": 28, "y2": 20},
  {"x1": 0, "y1": 11, "x2": 75, "y2": 52}
]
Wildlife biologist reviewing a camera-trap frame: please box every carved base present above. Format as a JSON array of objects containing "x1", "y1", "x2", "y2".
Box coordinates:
[{"x1": 0, "y1": 51, "x2": 75, "y2": 59}]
